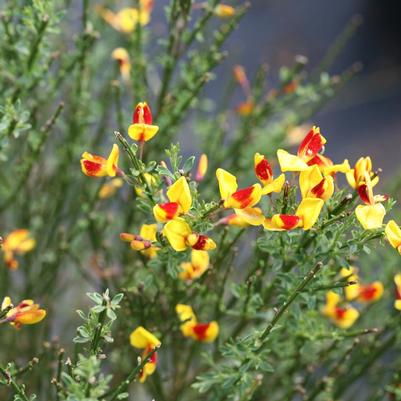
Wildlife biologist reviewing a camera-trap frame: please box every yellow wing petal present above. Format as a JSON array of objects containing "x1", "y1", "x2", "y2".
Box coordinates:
[
  {"x1": 216, "y1": 168, "x2": 238, "y2": 199},
  {"x1": 277, "y1": 149, "x2": 309, "y2": 172},
  {"x1": 296, "y1": 198, "x2": 324, "y2": 230},
  {"x1": 167, "y1": 176, "x2": 192, "y2": 213}
]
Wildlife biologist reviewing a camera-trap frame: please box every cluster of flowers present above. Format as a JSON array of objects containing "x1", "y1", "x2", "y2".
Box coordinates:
[{"x1": 322, "y1": 267, "x2": 383, "y2": 328}]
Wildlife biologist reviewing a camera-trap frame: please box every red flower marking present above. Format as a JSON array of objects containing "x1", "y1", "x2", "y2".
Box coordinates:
[
  {"x1": 255, "y1": 158, "x2": 273, "y2": 182},
  {"x1": 83, "y1": 160, "x2": 102, "y2": 175},
  {"x1": 298, "y1": 129, "x2": 324, "y2": 159},
  {"x1": 192, "y1": 235, "x2": 208, "y2": 250},
  {"x1": 133, "y1": 103, "x2": 153, "y2": 124},
  {"x1": 231, "y1": 186, "x2": 255, "y2": 208},
  {"x1": 334, "y1": 306, "x2": 347, "y2": 320},
  {"x1": 279, "y1": 215, "x2": 300, "y2": 230},
  {"x1": 160, "y1": 202, "x2": 179, "y2": 219},
  {"x1": 395, "y1": 287, "x2": 401, "y2": 301},
  {"x1": 357, "y1": 184, "x2": 373, "y2": 205},
  {"x1": 192, "y1": 323, "x2": 210, "y2": 340},
  {"x1": 311, "y1": 178, "x2": 326, "y2": 199},
  {"x1": 358, "y1": 285, "x2": 378, "y2": 301}
]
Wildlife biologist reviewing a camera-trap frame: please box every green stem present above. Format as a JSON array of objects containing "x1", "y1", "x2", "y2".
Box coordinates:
[
  {"x1": 0, "y1": 366, "x2": 30, "y2": 401},
  {"x1": 104, "y1": 347, "x2": 159, "y2": 401}
]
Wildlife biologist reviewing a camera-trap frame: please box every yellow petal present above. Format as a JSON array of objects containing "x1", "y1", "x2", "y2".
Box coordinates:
[
  {"x1": 234, "y1": 207, "x2": 264, "y2": 226},
  {"x1": 162, "y1": 218, "x2": 192, "y2": 252},
  {"x1": 355, "y1": 204, "x2": 386, "y2": 230},
  {"x1": 385, "y1": 220, "x2": 401, "y2": 250},
  {"x1": 299, "y1": 166, "x2": 323, "y2": 198},
  {"x1": 261, "y1": 173, "x2": 285, "y2": 195},
  {"x1": 140, "y1": 224, "x2": 157, "y2": 242},
  {"x1": 1, "y1": 297, "x2": 12, "y2": 311},
  {"x1": 216, "y1": 168, "x2": 238, "y2": 199},
  {"x1": 128, "y1": 123, "x2": 159, "y2": 142},
  {"x1": 106, "y1": 144, "x2": 119, "y2": 177},
  {"x1": 167, "y1": 176, "x2": 192, "y2": 213},
  {"x1": 15, "y1": 309, "x2": 46, "y2": 325},
  {"x1": 322, "y1": 159, "x2": 350, "y2": 175},
  {"x1": 277, "y1": 149, "x2": 309, "y2": 172},
  {"x1": 191, "y1": 250, "x2": 209, "y2": 271},
  {"x1": 176, "y1": 304, "x2": 197, "y2": 324},
  {"x1": 203, "y1": 321, "x2": 219, "y2": 342},
  {"x1": 346, "y1": 169, "x2": 356, "y2": 189},
  {"x1": 335, "y1": 308, "x2": 359, "y2": 329},
  {"x1": 130, "y1": 326, "x2": 161, "y2": 349},
  {"x1": 296, "y1": 198, "x2": 324, "y2": 230}
]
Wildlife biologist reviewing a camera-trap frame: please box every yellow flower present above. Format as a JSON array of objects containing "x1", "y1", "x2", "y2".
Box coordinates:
[
  {"x1": 254, "y1": 153, "x2": 285, "y2": 195},
  {"x1": 385, "y1": 220, "x2": 401, "y2": 255},
  {"x1": 1, "y1": 297, "x2": 46, "y2": 328},
  {"x1": 99, "y1": 178, "x2": 124, "y2": 199},
  {"x1": 179, "y1": 250, "x2": 209, "y2": 281},
  {"x1": 321, "y1": 291, "x2": 359, "y2": 329},
  {"x1": 81, "y1": 144, "x2": 119, "y2": 178},
  {"x1": 162, "y1": 219, "x2": 216, "y2": 252},
  {"x1": 263, "y1": 198, "x2": 324, "y2": 231},
  {"x1": 1, "y1": 229, "x2": 36, "y2": 270},
  {"x1": 98, "y1": 1, "x2": 153, "y2": 33},
  {"x1": 216, "y1": 168, "x2": 264, "y2": 226},
  {"x1": 340, "y1": 267, "x2": 383, "y2": 303},
  {"x1": 128, "y1": 102, "x2": 159, "y2": 143},
  {"x1": 277, "y1": 126, "x2": 349, "y2": 175},
  {"x1": 213, "y1": 4, "x2": 235, "y2": 18},
  {"x1": 176, "y1": 304, "x2": 219, "y2": 342},
  {"x1": 153, "y1": 177, "x2": 192, "y2": 222},
  {"x1": 299, "y1": 165, "x2": 334, "y2": 201},
  {"x1": 129, "y1": 326, "x2": 160, "y2": 383},
  {"x1": 111, "y1": 48, "x2": 131, "y2": 82}
]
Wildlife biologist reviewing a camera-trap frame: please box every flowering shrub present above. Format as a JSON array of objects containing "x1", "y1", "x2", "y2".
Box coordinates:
[{"x1": 1, "y1": 1, "x2": 401, "y2": 401}]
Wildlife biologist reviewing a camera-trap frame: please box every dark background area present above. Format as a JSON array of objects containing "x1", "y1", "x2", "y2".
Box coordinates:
[
  {"x1": 165, "y1": 0, "x2": 401, "y2": 176},
  {"x1": 225, "y1": 0, "x2": 401, "y2": 175}
]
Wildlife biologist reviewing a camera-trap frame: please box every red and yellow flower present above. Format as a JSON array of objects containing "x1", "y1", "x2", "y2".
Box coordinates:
[
  {"x1": 120, "y1": 224, "x2": 159, "y2": 258},
  {"x1": 176, "y1": 304, "x2": 219, "y2": 342},
  {"x1": 299, "y1": 165, "x2": 334, "y2": 201},
  {"x1": 277, "y1": 126, "x2": 349, "y2": 174},
  {"x1": 128, "y1": 102, "x2": 159, "y2": 143},
  {"x1": 340, "y1": 267, "x2": 383, "y2": 303},
  {"x1": 111, "y1": 48, "x2": 131, "y2": 82},
  {"x1": 153, "y1": 177, "x2": 192, "y2": 222},
  {"x1": 385, "y1": 220, "x2": 401, "y2": 255},
  {"x1": 394, "y1": 274, "x2": 401, "y2": 310},
  {"x1": 98, "y1": 1, "x2": 153, "y2": 33},
  {"x1": 1, "y1": 229, "x2": 36, "y2": 270},
  {"x1": 213, "y1": 4, "x2": 235, "y2": 18},
  {"x1": 1, "y1": 297, "x2": 46, "y2": 328},
  {"x1": 195, "y1": 154, "x2": 208, "y2": 182},
  {"x1": 129, "y1": 326, "x2": 161, "y2": 383},
  {"x1": 81, "y1": 144, "x2": 120, "y2": 178},
  {"x1": 179, "y1": 250, "x2": 209, "y2": 281},
  {"x1": 216, "y1": 168, "x2": 264, "y2": 226},
  {"x1": 254, "y1": 153, "x2": 285, "y2": 195},
  {"x1": 162, "y1": 219, "x2": 216, "y2": 252},
  {"x1": 321, "y1": 291, "x2": 359, "y2": 329},
  {"x1": 263, "y1": 198, "x2": 324, "y2": 231},
  {"x1": 352, "y1": 169, "x2": 387, "y2": 230}
]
